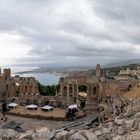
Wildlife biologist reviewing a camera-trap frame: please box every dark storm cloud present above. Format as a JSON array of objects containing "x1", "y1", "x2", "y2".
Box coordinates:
[{"x1": 0, "y1": 0, "x2": 140, "y2": 66}]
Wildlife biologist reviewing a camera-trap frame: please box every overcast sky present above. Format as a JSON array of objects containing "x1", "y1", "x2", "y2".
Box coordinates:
[{"x1": 0, "y1": 0, "x2": 140, "y2": 67}]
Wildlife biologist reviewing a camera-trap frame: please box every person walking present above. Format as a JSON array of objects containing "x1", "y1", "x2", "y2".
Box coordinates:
[{"x1": 1, "y1": 100, "x2": 8, "y2": 122}]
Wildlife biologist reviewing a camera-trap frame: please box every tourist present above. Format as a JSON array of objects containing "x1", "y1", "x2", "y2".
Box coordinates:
[
  {"x1": 82, "y1": 108, "x2": 86, "y2": 113},
  {"x1": 105, "y1": 112, "x2": 115, "y2": 123},
  {"x1": 2, "y1": 100, "x2": 7, "y2": 114},
  {"x1": 1, "y1": 100, "x2": 8, "y2": 122},
  {"x1": 2, "y1": 113, "x2": 7, "y2": 122},
  {"x1": 120, "y1": 104, "x2": 124, "y2": 113},
  {"x1": 114, "y1": 105, "x2": 119, "y2": 116},
  {"x1": 1, "y1": 113, "x2": 8, "y2": 122},
  {"x1": 123, "y1": 104, "x2": 127, "y2": 112},
  {"x1": 98, "y1": 108, "x2": 105, "y2": 124}
]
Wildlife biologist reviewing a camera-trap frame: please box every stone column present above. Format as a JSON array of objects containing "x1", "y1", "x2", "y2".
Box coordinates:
[
  {"x1": 72, "y1": 84, "x2": 75, "y2": 97},
  {"x1": 60, "y1": 85, "x2": 63, "y2": 96},
  {"x1": 98, "y1": 82, "x2": 103, "y2": 101},
  {"x1": 19, "y1": 84, "x2": 22, "y2": 96},
  {"x1": 13, "y1": 85, "x2": 16, "y2": 97},
  {"x1": 30, "y1": 86, "x2": 33, "y2": 94},
  {"x1": 96, "y1": 64, "x2": 101, "y2": 82},
  {"x1": 67, "y1": 84, "x2": 69, "y2": 97},
  {"x1": 76, "y1": 85, "x2": 79, "y2": 99},
  {"x1": 87, "y1": 85, "x2": 89, "y2": 95},
  {"x1": 27, "y1": 86, "x2": 29, "y2": 95}
]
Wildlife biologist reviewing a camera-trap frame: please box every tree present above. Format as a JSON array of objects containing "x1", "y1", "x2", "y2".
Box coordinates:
[
  {"x1": 37, "y1": 81, "x2": 58, "y2": 96},
  {"x1": 16, "y1": 85, "x2": 20, "y2": 96}
]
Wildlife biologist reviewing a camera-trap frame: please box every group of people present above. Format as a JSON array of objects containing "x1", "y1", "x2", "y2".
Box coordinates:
[
  {"x1": 113, "y1": 103, "x2": 127, "y2": 116},
  {"x1": 98, "y1": 98, "x2": 129, "y2": 124}
]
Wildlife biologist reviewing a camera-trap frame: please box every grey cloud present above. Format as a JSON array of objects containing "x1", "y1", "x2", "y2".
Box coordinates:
[{"x1": 0, "y1": 0, "x2": 140, "y2": 66}]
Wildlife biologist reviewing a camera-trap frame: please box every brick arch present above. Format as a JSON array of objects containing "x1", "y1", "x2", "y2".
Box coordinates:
[
  {"x1": 67, "y1": 82, "x2": 73, "y2": 97},
  {"x1": 78, "y1": 84, "x2": 88, "y2": 92},
  {"x1": 63, "y1": 86, "x2": 67, "y2": 96},
  {"x1": 93, "y1": 87, "x2": 97, "y2": 95}
]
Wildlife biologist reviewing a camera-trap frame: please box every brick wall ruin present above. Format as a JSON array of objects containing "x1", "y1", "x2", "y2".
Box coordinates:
[{"x1": 0, "y1": 68, "x2": 39, "y2": 101}]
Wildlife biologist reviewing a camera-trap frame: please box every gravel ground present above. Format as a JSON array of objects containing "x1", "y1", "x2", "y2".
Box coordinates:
[{"x1": 0, "y1": 114, "x2": 65, "y2": 131}]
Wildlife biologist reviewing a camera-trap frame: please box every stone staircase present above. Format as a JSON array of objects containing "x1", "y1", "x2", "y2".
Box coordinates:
[{"x1": 55, "y1": 112, "x2": 98, "y2": 132}]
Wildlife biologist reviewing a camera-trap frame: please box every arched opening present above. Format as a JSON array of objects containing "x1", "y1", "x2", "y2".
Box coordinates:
[
  {"x1": 78, "y1": 85, "x2": 87, "y2": 109},
  {"x1": 78, "y1": 85, "x2": 87, "y2": 92},
  {"x1": 45, "y1": 101, "x2": 49, "y2": 105},
  {"x1": 26, "y1": 99, "x2": 31, "y2": 105},
  {"x1": 6, "y1": 84, "x2": 9, "y2": 91},
  {"x1": 93, "y1": 87, "x2": 97, "y2": 95},
  {"x1": 15, "y1": 83, "x2": 20, "y2": 97},
  {"x1": 29, "y1": 86, "x2": 33, "y2": 94},
  {"x1": 63, "y1": 86, "x2": 67, "y2": 96},
  {"x1": 33, "y1": 100, "x2": 37, "y2": 105}
]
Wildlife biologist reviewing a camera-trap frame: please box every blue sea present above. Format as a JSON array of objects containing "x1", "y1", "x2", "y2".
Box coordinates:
[
  {"x1": 18, "y1": 73, "x2": 60, "y2": 85},
  {"x1": 10, "y1": 66, "x2": 61, "y2": 85}
]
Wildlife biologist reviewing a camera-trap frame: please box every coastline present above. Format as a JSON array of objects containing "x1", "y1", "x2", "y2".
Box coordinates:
[
  {"x1": 12, "y1": 72, "x2": 64, "y2": 86},
  {"x1": 14, "y1": 71, "x2": 68, "y2": 77}
]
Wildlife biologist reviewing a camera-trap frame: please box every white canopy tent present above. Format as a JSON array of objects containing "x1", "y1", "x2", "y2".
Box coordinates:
[
  {"x1": 68, "y1": 104, "x2": 78, "y2": 109},
  {"x1": 41, "y1": 105, "x2": 53, "y2": 111},
  {"x1": 8, "y1": 103, "x2": 18, "y2": 109},
  {"x1": 26, "y1": 104, "x2": 38, "y2": 110}
]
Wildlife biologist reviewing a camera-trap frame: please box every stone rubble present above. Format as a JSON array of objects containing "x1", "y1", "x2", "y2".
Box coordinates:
[{"x1": 1, "y1": 99, "x2": 140, "y2": 140}]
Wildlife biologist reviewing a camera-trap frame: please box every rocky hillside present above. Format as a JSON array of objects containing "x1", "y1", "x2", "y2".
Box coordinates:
[
  {"x1": 1, "y1": 99, "x2": 140, "y2": 140},
  {"x1": 123, "y1": 82, "x2": 140, "y2": 100}
]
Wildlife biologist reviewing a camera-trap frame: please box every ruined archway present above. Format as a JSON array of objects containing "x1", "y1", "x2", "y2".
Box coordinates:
[
  {"x1": 15, "y1": 82, "x2": 20, "y2": 96},
  {"x1": 78, "y1": 85, "x2": 87, "y2": 92},
  {"x1": 63, "y1": 86, "x2": 67, "y2": 96},
  {"x1": 78, "y1": 85, "x2": 88, "y2": 109},
  {"x1": 93, "y1": 87, "x2": 97, "y2": 95},
  {"x1": 68, "y1": 83, "x2": 73, "y2": 97}
]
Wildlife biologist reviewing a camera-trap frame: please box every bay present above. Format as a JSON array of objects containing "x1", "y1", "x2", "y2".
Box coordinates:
[
  {"x1": 16, "y1": 73, "x2": 61, "y2": 86},
  {"x1": 9, "y1": 66, "x2": 61, "y2": 86}
]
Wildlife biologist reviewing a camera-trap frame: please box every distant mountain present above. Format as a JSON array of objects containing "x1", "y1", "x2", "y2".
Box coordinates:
[
  {"x1": 105, "y1": 59, "x2": 140, "y2": 68},
  {"x1": 11, "y1": 58, "x2": 140, "y2": 75},
  {"x1": 15, "y1": 65, "x2": 94, "y2": 75}
]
